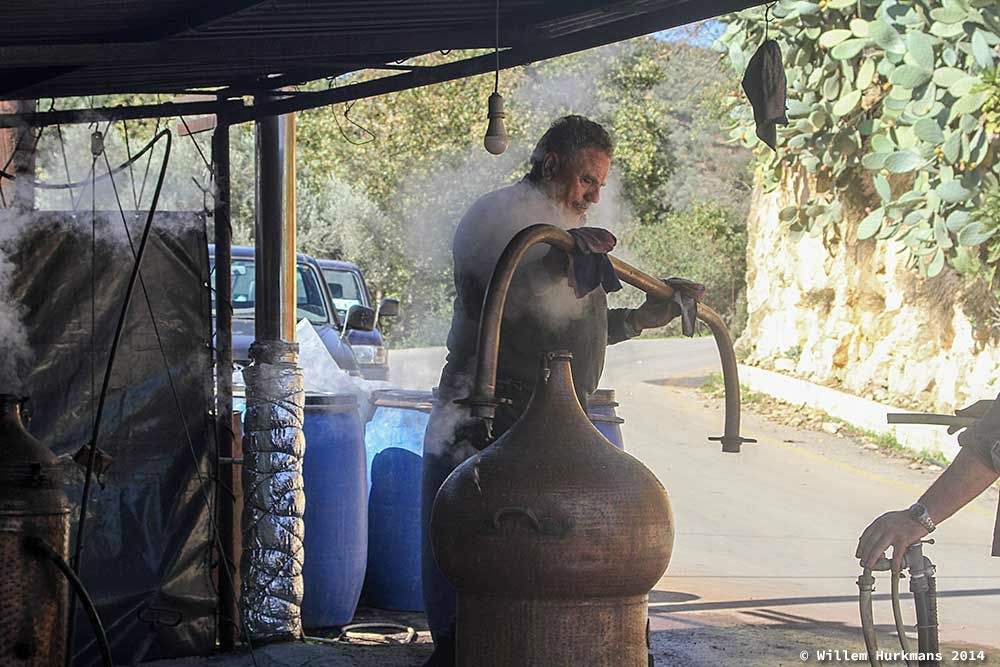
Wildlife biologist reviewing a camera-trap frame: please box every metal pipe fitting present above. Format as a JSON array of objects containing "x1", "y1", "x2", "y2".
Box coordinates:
[{"x1": 463, "y1": 223, "x2": 752, "y2": 452}]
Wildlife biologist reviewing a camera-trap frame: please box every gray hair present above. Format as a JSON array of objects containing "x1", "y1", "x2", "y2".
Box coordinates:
[{"x1": 526, "y1": 115, "x2": 613, "y2": 182}]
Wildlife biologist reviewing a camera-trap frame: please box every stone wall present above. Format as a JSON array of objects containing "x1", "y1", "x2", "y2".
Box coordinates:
[{"x1": 739, "y1": 170, "x2": 1000, "y2": 414}]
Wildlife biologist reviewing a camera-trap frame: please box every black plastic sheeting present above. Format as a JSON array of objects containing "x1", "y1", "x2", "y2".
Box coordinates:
[{"x1": 8, "y1": 210, "x2": 216, "y2": 664}]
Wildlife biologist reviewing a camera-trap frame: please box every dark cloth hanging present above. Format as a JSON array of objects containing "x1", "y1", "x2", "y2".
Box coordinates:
[
  {"x1": 664, "y1": 277, "x2": 705, "y2": 338},
  {"x1": 566, "y1": 227, "x2": 623, "y2": 299},
  {"x1": 742, "y1": 39, "x2": 788, "y2": 151}
]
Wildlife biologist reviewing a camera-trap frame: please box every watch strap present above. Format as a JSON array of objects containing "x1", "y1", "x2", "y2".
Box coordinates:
[{"x1": 908, "y1": 502, "x2": 936, "y2": 533}]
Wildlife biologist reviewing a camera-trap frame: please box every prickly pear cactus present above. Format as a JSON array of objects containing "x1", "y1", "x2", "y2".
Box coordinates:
[{"x1": 719, "y1": 0, "x2": 1000, "y2": 278}]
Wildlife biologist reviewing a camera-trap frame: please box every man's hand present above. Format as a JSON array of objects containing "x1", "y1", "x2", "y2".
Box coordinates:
[
  {"x1": 630, "y1": 296, "x2": 680, "y2": 330},
  {"x1": 856, "y1": 510, "x2": 928, "y2": 570},
  {"x1": 630, "y1": 277, "x2": 706, "y2": 334}
]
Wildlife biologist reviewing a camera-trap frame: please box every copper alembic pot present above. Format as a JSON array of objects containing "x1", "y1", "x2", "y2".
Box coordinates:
[
  {"x1": 0, "y1": 395, "x2": 71, "y2": 665},
  {"x1": 432, "y1": 351, "x2": 673, "y2": 666}
]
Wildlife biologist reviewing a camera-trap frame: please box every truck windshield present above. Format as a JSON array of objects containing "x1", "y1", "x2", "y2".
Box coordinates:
[
  {"x1": 321, "y1": 268, "x2": 367, "y2": 321},
  {"x1": 212, "y1": 258, "x2": 331, "y2": 326}
]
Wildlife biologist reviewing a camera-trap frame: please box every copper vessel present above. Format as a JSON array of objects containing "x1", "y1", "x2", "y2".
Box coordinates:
[
  {"x1": 431, "y1": 351, "x2": 673, "y2": 666},
  {"x1": 0, "y1": 395, "x2": 71, "y2": 665}
]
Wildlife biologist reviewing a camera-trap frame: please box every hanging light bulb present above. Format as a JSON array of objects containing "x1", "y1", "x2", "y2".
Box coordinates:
[
  {"x1": 484, "y1": 91, "x2": 508, "y2": 155},
  {"x1": 483, "y1": 0, "x2": 508, "y2": 155}
]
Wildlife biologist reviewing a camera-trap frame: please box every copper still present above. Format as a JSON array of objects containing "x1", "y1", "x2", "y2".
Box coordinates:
[
  {"x1": 432, "y1": 351, "x2": 672, "y2": 665},
  {"x1": 430, "y1": 223, "x2": 752, "y2": 665},
  {"x1": 0, "y1": 395, "x2": 71, "y2": 665}
]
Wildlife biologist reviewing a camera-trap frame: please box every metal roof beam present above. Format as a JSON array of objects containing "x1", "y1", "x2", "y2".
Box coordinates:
[
  {"x1": 0, "y1": 0, "x2": 271, "y2": 99},
  {"x1": 0, "y1": 0, "x2": 766, "y2": 127},
  {"x1": 228, "y1": 0, "x2": 765, "y2": 124},
  {"x1": 0, "y1": 30, "x2": 497, "y2": 69},
  {"x1": 0, "y1": 98, "x2": 245, "y2": 128}
]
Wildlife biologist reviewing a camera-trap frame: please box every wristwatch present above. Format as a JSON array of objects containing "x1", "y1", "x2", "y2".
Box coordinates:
[{"x1": 907, "y1": 502, "x2": 936, "y2": 533}]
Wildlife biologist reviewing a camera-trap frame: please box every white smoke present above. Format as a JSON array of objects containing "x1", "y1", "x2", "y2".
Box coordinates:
[
  {"x1": 0, "y1": 119, "x2": 212, "y2": 392},
  {"x1": 295, "y1": 318, "x2": 392, "y2": 419},
  {"x1": 0, "y1": 240, "x2": 30, "y2": 391}
]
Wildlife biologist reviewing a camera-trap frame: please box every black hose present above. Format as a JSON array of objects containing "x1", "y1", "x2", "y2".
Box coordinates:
[
  {"x1": 24, "y1": 536, "x2": 112, "y2": 667},
  {"x1": 926, "y1": 575, "x2": 939, "y2": 654},
  {"x1": 68, "y1": 128, "x2": 172, "y2": 665},
  {"x1": 915, "y1": 573, "x2": 940, "y2": 667},
  {"x1": 0, "y1": 125, "x2": 167, "y2": 190}
]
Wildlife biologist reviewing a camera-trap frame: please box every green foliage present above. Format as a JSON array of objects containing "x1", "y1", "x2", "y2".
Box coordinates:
[
  {"x1": 624, "y1": 201, "x2": 749, "y2": 334},
  {"x1": 718, "y1": 0, "x2": 1000, "y2": 281},
  {"x1": 31, "y1": 38, "x2": 749, "y2": 349},
  {"x1": 290, "y1": 42, "x2": 685, "y2": 346}
]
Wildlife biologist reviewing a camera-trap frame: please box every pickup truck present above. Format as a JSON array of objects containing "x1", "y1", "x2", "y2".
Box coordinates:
[
  {"x1": 209, "y1": 245, "x2": 374, "y2": 377},
  {"x1": 315, "y1": 258, "x2": 399, "y2": 382}
]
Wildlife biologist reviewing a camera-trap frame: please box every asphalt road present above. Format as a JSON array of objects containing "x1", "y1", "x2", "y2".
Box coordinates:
[{"x1": 390, "y1": 337, "x2": 1000, "y2": 665}]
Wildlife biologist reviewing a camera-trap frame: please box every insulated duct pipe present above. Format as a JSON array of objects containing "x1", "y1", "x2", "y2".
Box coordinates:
[
  {"x1": 464, "y1": 223, "x2": 753, "y2": 452},
  {"x1": 242, "y1": 102, "x2": 305, "y2": 641}
]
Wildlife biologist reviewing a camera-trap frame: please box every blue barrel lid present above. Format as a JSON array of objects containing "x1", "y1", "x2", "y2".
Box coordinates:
[
  {"x1": 587, "y1": 388, "x2": 618, "y2": 407},
  {"x1": 588, "y1": 413, "x2": 625, "y2": 424}
]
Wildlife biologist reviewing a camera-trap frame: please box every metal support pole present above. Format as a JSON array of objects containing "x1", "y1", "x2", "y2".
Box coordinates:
[
  {"x1": 211, "y1": 118, "x2": 237, "y2": 652},
  {"x1": 254, "y1": 97, "x2": 296, "y2": 343}
]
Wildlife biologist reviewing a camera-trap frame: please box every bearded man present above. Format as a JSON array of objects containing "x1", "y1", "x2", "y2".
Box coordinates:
[{"x1": 421, "y1": 115, "x2": 687, "y2": 666}]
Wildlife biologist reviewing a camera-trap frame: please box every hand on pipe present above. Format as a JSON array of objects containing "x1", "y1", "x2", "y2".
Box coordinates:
[
  {"x1": 630, "y1": 277, "x2": 705, "y2": 332},
  {"x1": 856, "y1": 511, "x2": 928, "y2": 571},
  {"x1": 947, "y1": 399, "x2": 994, "y2": 434}
]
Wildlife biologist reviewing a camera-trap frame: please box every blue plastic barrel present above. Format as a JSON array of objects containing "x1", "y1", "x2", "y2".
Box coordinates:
[
  {"x1": 363, "y1": 389, "x2": 434, "y2": 611},
  {"x1": 301, "y1": 393, "x2": 368, "y2": 628},
  {"x1": 587, "y1": 388, "x2": 625, "y2": 450}
]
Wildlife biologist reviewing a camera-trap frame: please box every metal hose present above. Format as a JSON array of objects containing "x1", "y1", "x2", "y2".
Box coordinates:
[
  {"x1": 24, "y1": 536, "x2": 112, "y2": 667},
  {"x1": 891, "y1": 569, "x2": 915, "y2": 667},
  {"x1": 465, "y1": 223, "x2": 754, "y2": 452},
  {"x1": 858, "y1": 568, "x2": 883, "y2": 667},
  {"x1": 924, "y1": 574, "x2": 940, "y2": 662}
]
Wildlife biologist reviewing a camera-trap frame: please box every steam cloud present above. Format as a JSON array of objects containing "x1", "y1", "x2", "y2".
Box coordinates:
[{"x1": 0, "y1": 121, "x2": 211, "y2": 393}]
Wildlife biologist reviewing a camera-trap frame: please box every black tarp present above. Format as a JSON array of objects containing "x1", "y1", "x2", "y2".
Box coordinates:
[{"x1": 8, "y1": 210, "x2": 216, "y2": 664}]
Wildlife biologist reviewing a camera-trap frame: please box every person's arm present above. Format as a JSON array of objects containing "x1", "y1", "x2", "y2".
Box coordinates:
[
  {"x1": 608, "y1": 308, "x2": 640, "y2": 344},
  {"x1": 856, "y1": 447, "x2": 1000, "y2": 569}
]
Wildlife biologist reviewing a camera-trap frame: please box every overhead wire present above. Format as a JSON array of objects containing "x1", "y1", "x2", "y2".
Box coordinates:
[
  {"x1": 138, "y1": 100, "x2": 163, "y2": 204},
  {"x1": 335, "y1": 100, "x2": 376, "y2": 145},
  {"x1": 179, "y1": 115, "x2": 213, "y2": 171},
  {"x1": 121, "y1": 118, "x2": 140, "y2": 209},
  {"x1": 55, "y1": 123, "x2": 75, "y2": 207},
  {"x1": 494, "y1": 0, "x2": 500, "y2": 93},
  {"x1": 325, "y1": 76, "x2": 377, "y2": 145}
]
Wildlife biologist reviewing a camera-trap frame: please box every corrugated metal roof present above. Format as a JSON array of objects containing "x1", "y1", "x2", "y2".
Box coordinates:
[{"x1": 0, "y1": 0, "x2": 761, "y2": 103}]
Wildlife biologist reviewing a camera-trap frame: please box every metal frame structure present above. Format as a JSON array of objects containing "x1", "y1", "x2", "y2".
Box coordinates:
[{"x1": 0, "y1": 0, "x2": 764, "y2": 128}]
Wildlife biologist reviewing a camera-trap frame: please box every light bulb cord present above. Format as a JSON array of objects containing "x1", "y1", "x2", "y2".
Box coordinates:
[{"x1": 494, "y1": 0, "x2": 500, "y2": 93}]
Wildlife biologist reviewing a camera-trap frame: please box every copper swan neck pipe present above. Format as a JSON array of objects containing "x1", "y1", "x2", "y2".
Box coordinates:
[{"x1": 464, "y1": 223, "x2": 754, "y2": 453}]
